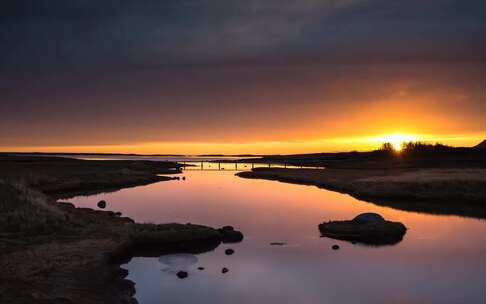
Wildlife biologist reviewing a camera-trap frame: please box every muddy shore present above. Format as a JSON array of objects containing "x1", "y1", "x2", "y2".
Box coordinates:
[
  {"x1": 237, "y1": 168, "x2": 486, "y2": 219},
  {"x1": 0, "y1": 156, "x2": 231, "y2": 304}
]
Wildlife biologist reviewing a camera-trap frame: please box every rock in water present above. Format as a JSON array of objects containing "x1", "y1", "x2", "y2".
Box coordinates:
[
  {"x1": 332, "y1": 245, "x2": 340, "y2": 250},
  {"x1": 97, "y1": 200, "x2": 107, "y2": 209},
  {"x1": 176, "y1": 271, "x2": 188, "y2": 279},
  {"x1": 352, "y1": 213, "x2": 385, "y2": 223},
  {"x1": 225, "y1": 248, "x2": 235, "y2": 255},
  {"x1": 198, "y1": 267, "x2": 205, "y2": 271},
  {"x1": 222, "y1": 267, "x2": 229, "y2": 274},
  {"x1": 319, "y1": 213, "x2": 406, "y2": 245},
  {"x1": 218, "y1": 226, "x2": 243, "y2": 243}
]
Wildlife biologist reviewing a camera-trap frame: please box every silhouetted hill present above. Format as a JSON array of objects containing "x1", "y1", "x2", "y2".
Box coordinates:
[
  {"x1": 238, "y1": 143, "x2": 486, "y2": 169},
  {"x1": 475, "y1": 139, "x2": 486, "y2": 149}
]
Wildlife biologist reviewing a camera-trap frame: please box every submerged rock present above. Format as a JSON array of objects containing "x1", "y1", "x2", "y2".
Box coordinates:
[
  {"x1": 221, "y1": 267, "x2": 229, "y2": 274},
  {"x1": 319, "y1": 213, "x2": 406, "y2": 245},
  {"x1": 97, "y1": 200, "x2": 107, "y2": 209},
  {"x1": 198, "y1": 267, "x2": 205, "y2": 270},
  {"x1": 225, "y1": 248, "x2": 235, "y2": 255},
  {"x1": 331, "y1": 245, "x2": 340, "y2": 250},
  {"x1": 176, "y1": 271, "x2": 188, "y2": 279},
  {"x1": 270, "y1": 242, "x2": 286, "y2": 246}
]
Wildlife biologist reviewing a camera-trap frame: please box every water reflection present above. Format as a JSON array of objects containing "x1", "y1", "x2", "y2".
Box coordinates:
[
  {"x1": 159, "y1": 254, "x2": 199, "y2": 273},
  {"x1": 69, "y1": 171, "x2": 486, "y2": 304}
]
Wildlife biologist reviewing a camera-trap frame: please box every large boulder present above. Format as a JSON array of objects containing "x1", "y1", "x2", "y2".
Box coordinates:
[
  {"x1": 352, "y1": 213, "x2": 385, "y2": 223},
  {"x1": 319, "y1": 213, "x2": 406, "y2": 245}
]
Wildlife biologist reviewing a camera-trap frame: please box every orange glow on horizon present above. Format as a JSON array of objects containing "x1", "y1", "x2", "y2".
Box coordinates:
[
  {"x1": 0, "y1": 133, "x2": 484, "y2": 155},
  {"x1": 370, "y1": 133, "x2": 420, "y2": 151}
]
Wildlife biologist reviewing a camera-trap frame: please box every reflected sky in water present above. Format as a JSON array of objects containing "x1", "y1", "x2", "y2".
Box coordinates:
[{"x1": 69, "y1": 171, "x2": 486, "y2": 304}]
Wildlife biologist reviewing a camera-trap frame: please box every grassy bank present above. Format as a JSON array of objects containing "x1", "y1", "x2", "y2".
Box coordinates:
[
  {"x1": 0, "y1": 155, "x2": 183, "y2": 198},
  {"x1": 0, "y1": 156, "x2": 228, "y2": 304},
  {"x1": 237, "y1": 168, "x2": 486, "y2": 218}
]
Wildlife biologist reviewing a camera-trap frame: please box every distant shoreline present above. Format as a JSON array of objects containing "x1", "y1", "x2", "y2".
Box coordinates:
[{"x1": 0, "y1": 152, "x2": 266, "y2": 158}]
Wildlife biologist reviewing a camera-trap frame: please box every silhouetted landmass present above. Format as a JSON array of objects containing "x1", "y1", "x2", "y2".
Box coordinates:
[
  {"x1": 235, "y1": 141, "x2": 486, "y2": 169},
  {"x1": 475, "y1": 139, "x2": 486, "y2": 149},
  {"x1": 0, "y1": 152, "x2": 186, "y2": 157},
  {"x1": 197, "y1": 154, "x2": 263, "y2": 157},
  {"x1": 0, "y1": 152, "x2": 264, "y2": 158},
  {"x1": 0, "y1": 155, "x2": 239, "y2": 304}
]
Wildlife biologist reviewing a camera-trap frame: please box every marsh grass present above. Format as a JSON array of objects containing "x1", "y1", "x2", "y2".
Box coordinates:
[
  {"x1": 354, "y1": 169, "x2": 486, "y2": 201},
  {"x1": 0, "y1": 180, "x2": 66, "y2": 234}
]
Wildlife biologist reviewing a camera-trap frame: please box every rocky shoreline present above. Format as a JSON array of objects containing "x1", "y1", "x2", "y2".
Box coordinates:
[{"x1": 0, "y1": 156, "x2": 239, "y2": 304}]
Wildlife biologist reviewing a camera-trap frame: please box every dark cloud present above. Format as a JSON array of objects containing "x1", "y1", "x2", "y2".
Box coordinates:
[{"x1": 1, "y1": 0, "x2": 485, "y2": 70}]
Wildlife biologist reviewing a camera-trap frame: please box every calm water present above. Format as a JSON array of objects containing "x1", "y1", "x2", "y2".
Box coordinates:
[{"x1": 69, "y1": 170, "x2": 486, "y2": 304}]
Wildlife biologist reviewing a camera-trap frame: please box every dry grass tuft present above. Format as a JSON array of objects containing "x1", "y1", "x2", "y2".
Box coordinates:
[{"x1": 0, "y1": 179, "x2": 65, "y2": 233}]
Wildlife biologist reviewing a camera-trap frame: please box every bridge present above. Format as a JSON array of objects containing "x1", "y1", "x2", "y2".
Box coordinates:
[{"x1": 180, "y1": 161, "x2": 323, "y2": 171}]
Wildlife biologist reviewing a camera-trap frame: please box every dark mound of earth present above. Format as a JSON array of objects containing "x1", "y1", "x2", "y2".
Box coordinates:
[{"x1": 319, "y1": 213, "x2": 406, "y2": 245}]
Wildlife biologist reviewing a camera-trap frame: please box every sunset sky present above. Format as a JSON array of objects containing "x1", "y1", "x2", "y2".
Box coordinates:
[{"x1": 1, "y1": 0, "x2": 486, "y2": 154}]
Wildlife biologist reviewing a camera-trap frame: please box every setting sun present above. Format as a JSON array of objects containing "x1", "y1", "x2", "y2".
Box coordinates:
[{"x1": 374, "y1": 133, "x2": 419, "y2": 151}]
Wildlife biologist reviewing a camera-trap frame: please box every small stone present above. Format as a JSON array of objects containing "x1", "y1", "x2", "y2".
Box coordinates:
[
  {"x1": 197, "y1": 267, "x2": 205, "y2": 270},
  {"x1": 221, "y1": 267, "x2": 229, "y2": 274},
  {"x1": 270, "y1": 242, "x2": 286, "y2": 246},
  {"x1": 225, "y1": 249, "x2": 235, "y2": 255},
  {"x1": 97, "y1": 200, "x2": 106, "y2": 209},
  {"x1": 176, "y1": 271, "x2": 188, "y2": 279},
  {"x1": 332, "y1": 245, "x2": 340, "y2": 250},
  {"x1": 182, "y1": 177, "x2": 186, "y2": 180}
]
